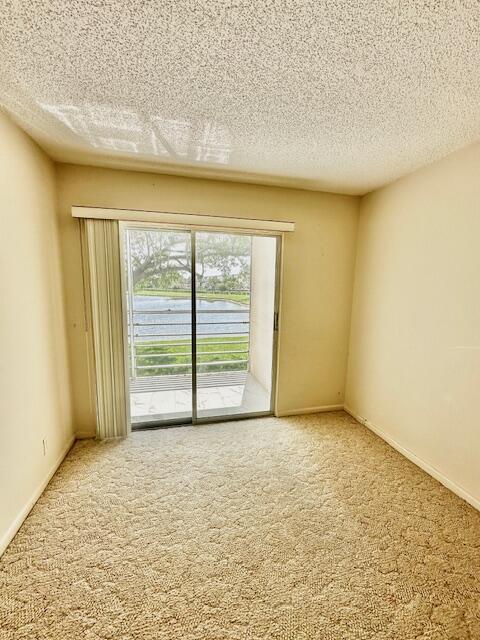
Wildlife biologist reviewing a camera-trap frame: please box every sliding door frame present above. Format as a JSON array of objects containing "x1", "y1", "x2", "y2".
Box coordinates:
[
  {"x1": 192, "y1": 229, "x2": 281, "y2": 425},
  {"x1": 191, "y1": 231, "x2": 198, "y2": 424},
  {"x1": 119, "y1": 221, "x2": 282, "y2": 429},
  {"x1": 119, "y1": 223, "x2": 194, "y2": 430}
]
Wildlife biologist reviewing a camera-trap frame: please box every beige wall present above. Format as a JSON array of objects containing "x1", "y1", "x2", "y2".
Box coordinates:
[
  {"x1": 56, "y1": 164, "x2": 359, "y2": 434},
  {"x1": 250, "y1": 236, "x2": 277, "y2": 392},
  {"x1": 2, "y1": 105, "x2": 479, "y2": 553},
  {"x1": 0, "y1": 113, "x2": 74, "y2": 553},
  {"x1": 346, "y1": 142, "x2": 480, "y2": 508}
]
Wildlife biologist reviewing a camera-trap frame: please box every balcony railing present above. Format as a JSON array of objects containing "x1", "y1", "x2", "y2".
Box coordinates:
[{"x1": 127, "y1": 295, "x2": 250, "y2": 379}]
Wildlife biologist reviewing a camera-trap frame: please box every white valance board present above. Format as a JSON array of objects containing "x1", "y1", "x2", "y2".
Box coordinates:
[{"x1": 72, "y1": 206, "x2": 295, "y2": 234}]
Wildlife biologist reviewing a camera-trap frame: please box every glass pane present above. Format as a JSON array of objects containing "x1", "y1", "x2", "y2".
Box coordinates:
[
  {"x1": 124, "y1": 227, "x2": 192, "y2": 426},
  {"x1": 195, "y1": 232, "x2": 277, "y2": 419}
]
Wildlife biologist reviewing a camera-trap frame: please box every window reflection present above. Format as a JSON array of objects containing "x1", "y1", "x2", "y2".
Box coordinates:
[{"x1": 39, "y1": 103, "x2": 232, "y2": 165}]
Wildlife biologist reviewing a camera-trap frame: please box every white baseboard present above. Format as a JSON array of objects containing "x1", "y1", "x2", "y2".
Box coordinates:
[
  {"x1": 3, "y1": 407, "x2": 477, "y2": 559},
  {"x1": 276, "y1": 404, "x2": 344, "y2": 417},
  {"x1": 344, "y1": 405, "x2": 480, "y2": 512},
  {"x1": 0, "y1": 434, "x2": 76, "y2": 557}
]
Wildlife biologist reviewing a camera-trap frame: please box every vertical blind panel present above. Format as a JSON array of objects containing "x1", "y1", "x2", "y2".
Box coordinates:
[{"x1": 83, "y1": 219, "x2": 128, "y2": 439}]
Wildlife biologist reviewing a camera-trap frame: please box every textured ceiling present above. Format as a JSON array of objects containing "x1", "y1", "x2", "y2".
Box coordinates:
[{"x1": 1, "y1": 1, "x2": 480, "y2": 195}]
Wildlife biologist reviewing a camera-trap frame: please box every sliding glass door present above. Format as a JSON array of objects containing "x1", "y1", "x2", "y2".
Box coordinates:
[
  {"x1": 121, "y1": 224, "x2": 279, "y2": 428},
  {"x1": 194, "y1": 231, "x2": 277, "y2": 420},
  {"x1": 124, "y1": 227, "x2": 193, "y2": 426}
]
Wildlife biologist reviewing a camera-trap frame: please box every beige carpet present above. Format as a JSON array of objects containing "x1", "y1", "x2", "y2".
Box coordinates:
[{"x1": 1, "y1": 412, "x2": 480, "y2": 639}]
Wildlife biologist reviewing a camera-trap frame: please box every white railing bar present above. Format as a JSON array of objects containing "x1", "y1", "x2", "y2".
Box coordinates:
[
  {"x1": 136, "y1": 353, "x2": 191, "y2": 357},
  {"x1": 135, "y1": 360, "x2": 248, "y2": 370},
  {"x1": 197, "y1": 360, "x2": 249, "y2": 367},
  {"x1": 197, "y1": 309, "x2": 249, "y2": 314},
  {"x1": 197, "y1": 321, "x2": 249, "y2": 325},
  {"x1": 134, "y1": 322, "x2": 192, "y2": 326},
  {"x1": 136, "y1": 364, "x2": 192, "y2": 369},
  {"x1": 134, "y1": 332, "x2": 192, "y2": 337},
  {"x1": 196, "y1": 332, "x2": 249, "y2": 336},
  {"x1": 134, "y1": 332, "x2": 249, "y2": 338},
  {"x1": 135, "y1": 349, "x2": 249, "y2": 359},
  {"x1": 133, "y1": 321, "x2": 249, "y2": 327},
  {"x1": 198, "y1": 350, "x2": 249, "y2": 355},
  {"x1": 195, "y1": 340, "x2": 249, "y2": 345},
  {"x1": 133, "y1": 310, "x2": 191, "y2": 315},
  {"x1": 131, "y1": 288, "x2": 250, "y2": 293},
  {"x1": 131, "y1": 340, "x2": 249, "y2": 347},
  {"x1": 132, "y1": 309, "x2": 249, "y2": 315}
]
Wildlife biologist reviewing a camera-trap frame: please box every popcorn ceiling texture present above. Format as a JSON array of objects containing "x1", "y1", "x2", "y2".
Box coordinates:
[
  {"x1": 1, "y1": 413, "x2": 480, "y2": 639},
  {"x1": 1, "y1": 1, "x2": 480, "y2": 194}
]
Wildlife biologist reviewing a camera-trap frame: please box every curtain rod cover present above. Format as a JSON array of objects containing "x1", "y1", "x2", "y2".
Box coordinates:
[{"x1": 72, "y1": 206, "x2": 295, "y2": 233}]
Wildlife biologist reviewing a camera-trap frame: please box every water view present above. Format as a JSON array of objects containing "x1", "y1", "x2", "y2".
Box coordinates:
[{"x1": 132, "y1": 295, "x2": 249, "y2": 341}]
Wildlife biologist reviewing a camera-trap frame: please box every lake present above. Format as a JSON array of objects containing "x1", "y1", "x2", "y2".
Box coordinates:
[{"x1": 132, "y1": 295, "x2": 249, "y2": 341}]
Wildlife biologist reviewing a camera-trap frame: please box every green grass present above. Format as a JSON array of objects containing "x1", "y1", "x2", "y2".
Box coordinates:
[
  {"x1": 134, "y1": 288, "x2": 250, "y2": 305},
  {"x1": 132, "y1": 336, "x2": 249, "y2": 376}
]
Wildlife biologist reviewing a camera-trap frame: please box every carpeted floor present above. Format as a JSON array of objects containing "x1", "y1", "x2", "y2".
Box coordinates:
[{"x1": 1, "y1": 412, "x2": 480, "y2": 639}]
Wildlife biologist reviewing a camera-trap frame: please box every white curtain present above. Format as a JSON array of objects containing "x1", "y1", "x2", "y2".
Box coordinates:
[{"x1": 81, "y1": 219, "x2": 129, "y2": 439}]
